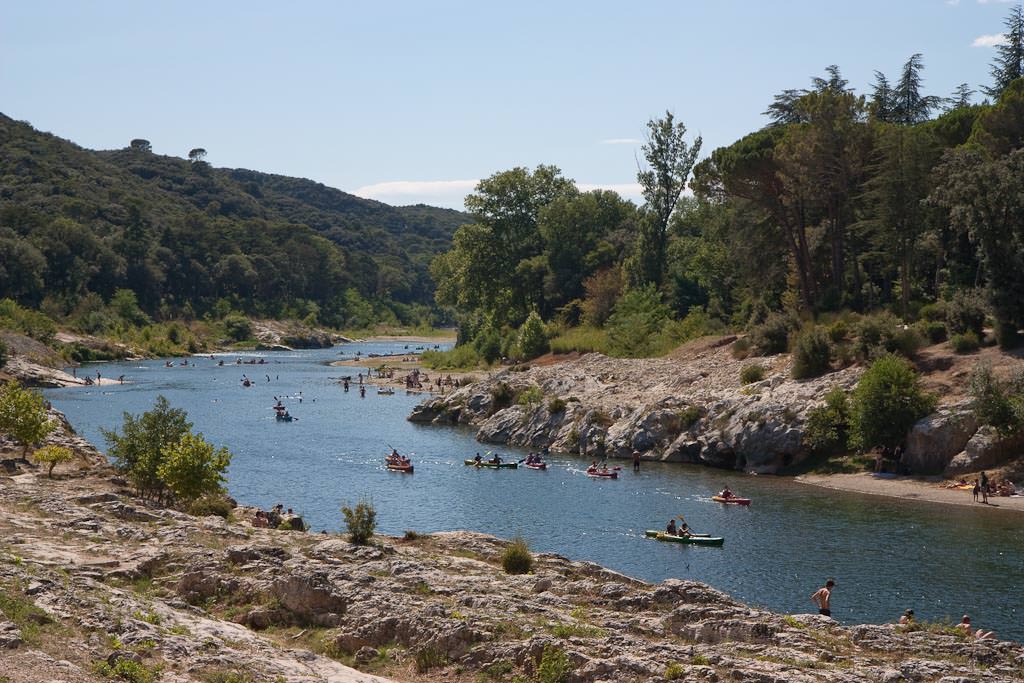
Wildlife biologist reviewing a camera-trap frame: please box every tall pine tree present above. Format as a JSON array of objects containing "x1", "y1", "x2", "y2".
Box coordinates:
[
  {"x1": 984, "y1": 4, "x2": 1024, "y2": 99},
  {"x1": 892, "y1": 54, "x2": 940, "y2": 125}
]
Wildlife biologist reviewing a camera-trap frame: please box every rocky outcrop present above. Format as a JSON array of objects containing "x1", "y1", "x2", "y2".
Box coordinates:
[
  {"x1": 411, "y1": 346, "x2": 863, "y2": 473},
  {"x1": 904, "y1": 402, "x2": 980, "y2": 474}
]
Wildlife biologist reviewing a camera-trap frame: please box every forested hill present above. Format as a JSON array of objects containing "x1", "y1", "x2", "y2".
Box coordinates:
[{"x1": 0, "y1": 113, "x2": 468, "y2": 327}]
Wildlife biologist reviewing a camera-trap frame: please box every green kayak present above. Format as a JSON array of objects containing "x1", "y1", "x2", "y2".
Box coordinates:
[
  {"x1": 644, "y1": 530, "x2": 724, "y2": 546},
  {"x1": 464, "y1": 459, "x2": 518, "y2": 469}
]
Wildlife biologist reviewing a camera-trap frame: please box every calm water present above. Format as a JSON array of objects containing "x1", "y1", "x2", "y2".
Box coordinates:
[{"x1": 45, "y1": 343, "x2": 1024, "y2": 641}]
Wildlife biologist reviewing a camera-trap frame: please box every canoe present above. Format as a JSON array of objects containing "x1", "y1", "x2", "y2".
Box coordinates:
[
  {"x1": 587, "y1": 469, "x2": 618, "y2": 479},
  {"x1": 711, "y1": 495, "x2": 751, "y2": 505},
  {"x1": 644, "y1": 530, "x2": 724, "y2": 546},
  {"x1": 386, "y1": 462, "x2": 414, "y2": 473},
  {"x1": 525, "y1": 462, "x2": 548, "y2": 470},
  {"x1": 464, "y1": 459, "x2": 518, "y2": 469}
]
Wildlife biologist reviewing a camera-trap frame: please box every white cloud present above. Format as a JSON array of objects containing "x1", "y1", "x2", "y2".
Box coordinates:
[
  {"x1": 973, "y1": 33, "x2": 1007, "y2": 47},
  {"x1": 599, "y1": 138, "x2": 642, "y2": 145},
  {"x1": 946, "y1": 0, "x2": 960, "y2": 5},
  {"x1": 352, "y1": 179, "x2": 479, "y2": 200}
]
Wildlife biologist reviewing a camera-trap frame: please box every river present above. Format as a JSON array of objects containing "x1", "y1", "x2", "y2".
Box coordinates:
[{"x1": 44, "y1": 342, "x2": 1024, "y2": 641}]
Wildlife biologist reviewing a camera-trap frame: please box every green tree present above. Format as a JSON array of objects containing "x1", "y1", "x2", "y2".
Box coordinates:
[
  {"x1": 102, "y1": 396, "x2": 191, "y2": 501},
  {"x1": 969, "y1": 361, "x2": 1024, "y2": 436},
  {"x1": 187, "y1": 148, "x2": 207, "y2": 163},
  {"x1": 804, "y1": 387, "x2": 850, "y2": 453},
  {"x1": 0, "y1": 381, "x2": 54, "y2": 458},
  {"x1": 849, "y1": 355, "x2": 936, "y2": 451},
  {"x1": 605, "y1": 285, "x2": 671, "y2": 357},
  {"x1": 632, "y1": 112, "x2": 702, "y2": 287},
  {"x1": 869, "y1": 71, "x2": 895, "y2": 122},
  {"x1": 984, "y1": 4, "x2": 1024, "y2": 99},
  {"x1": 944, "y1": 83, "x2": 975, "y2": 112},
  {"x1": 129, "y1": 138, "x2": 152, "y2": 152},
  {"x1": 157, "y1": 432, "x2": 231, "y2": 503},
  {"x1": 32, "y1": 445, "x2": 73, "y2": 478},
  {"x1": 110, "y1": 288, "x2": 150, "y2": 326},
  {"x1": 891, "y1": 54, "x2": 940, "y2": 125},
  {"x1": 516, "y1": 311, "x2": 549, "y2": 360},
  {"x1": 581, "y1": 267, "x2": 624, "y2": 327},
  {"x1": 341, "y1": 499, "x2": 377, "y2": 545}
]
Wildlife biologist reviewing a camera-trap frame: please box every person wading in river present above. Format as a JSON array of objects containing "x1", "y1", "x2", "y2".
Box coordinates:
[{"x1": 811, "y1": 579, "x2": 835, "y2": 617}]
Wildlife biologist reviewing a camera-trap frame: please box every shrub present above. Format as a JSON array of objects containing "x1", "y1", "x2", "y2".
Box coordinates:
[
  {"x1": 516, "y1": 311, "x2": 549, "y2": 360},
  {"x1": 517, "y1": 385, "x2": 544, "y2": 406},
  {"x1": 854, "y1": 312, "x2": 899, "y2": 358},
  {"x1": 94, "y1": 658, "x2": 160, "y2": 683},
  {"x1": 950, "y1": 331, "x2": 980, "y2": 354},
  {"x1": 32, "y1": 445, "x2": 73, "y2": 478},
  {"x1": 0, "y1": 381, "x2": 55, "y2": 459},
  {"x1": 187, "y1": 493, "x2": 235, "y2": 519},
  {"x1": 918, "y1": 301, "x2": 947, "y2": 322},
  {"x1": 547, "y1": 397, "x2": 567, "y2": 414},
  {"x1": 804, "y1": 387, "x2": 850, "y2": 453},
  {"x1": 849, "y1": 355, "x2": 936, "y2": 452},
  {"x1": 750, "y1": 311, "x2": 796, "y2": 355},
  {"x1": 946, "y1": 290, "x2": 986, "y2": 336},
  {"x1": 827, "y1": 320, "x2": 849, "y2": 344},
  {"x1": 501, "y1": 536, "x2": 533, "y2": 575},
  {"x1": 0, "y1": 298, "x2": 57, "y2": 343},
  {"x1": 473, "y1": 327, "x2": 502, "y2": 364},
  {"x1": 157, "y1": 432, "x2": 232, "y2": 505},
  {"x1": 740, "y1": 364, "x2": 766, "y2": 385},
  {"x1": 791, "y1": 326, "x2": 832, "y2": 379},
  {"x1": 731, "y1": 337, "x2": 752, "y2": 359},
  {"x1": 665, "y1": 662, "x2": 686, "y2": 680},
  {"x1": 921, "y1": 320, "x2": 948, "y2": 344},
  {"x1": 606, "y1": 285, "x2": 672, "y2": 358},
  {"x1": 421, "y1": 344, "x2": 480, "y2": 370},
  {"x1": 222, "y1": 313, "x2": 252, "y2": 342},
  {"x1": 535, "y1": 644, "x2": 571, "y2": 683},
  {"x1": 889, "y1": 326, "x2": 923, "y2": 358},
  {"x1": 101, "y1": 395, "x2": 191, "y2": 502},
  {"x1": 341, "y1": 498, "x2": 377, "y2": 545},
  {"x1": 549, "y1": 326, "x2": 609, "y2": 355},
  {"x1": 0, "y1": 338, "x2": 7, "y2": 368},
  {"x1": 678, "y1": 405, "x2": 702, "y2": 427},
  {"x1": 969, "y1": 362, "x2": 1024, "y2": 436},
  {"x1": 490, "y1": 382, "x2": 515, "y2": 412}
]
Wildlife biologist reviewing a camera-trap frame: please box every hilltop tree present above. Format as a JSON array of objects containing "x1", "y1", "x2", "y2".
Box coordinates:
[
  {"x1": 188, "y1": 147, "x2": 207, "y2": 163},
  {"x1": 129, "y1": 138, "x2": 152, "y2": 152},
  {"x1": 764, "y1": 65, "x2": 852, "y2": 126},
  {"x1": 0, "y1": 381, "x2": 54, "y2": 458},
  {"x1": 631, "y1": 111, "x2": 702, "y2": 288},
  {"x1": 891, "y1": 54, "x2": 940, "y2": 125},
  {"x1": 984, "y1": 4, "x2": 1024, "y2": 99},
  {"x1": 944, "y1": 83, "x2": 975, "y2": 112}
]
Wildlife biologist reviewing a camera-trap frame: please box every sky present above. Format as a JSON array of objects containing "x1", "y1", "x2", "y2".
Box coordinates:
[{"x1": 1, "y1": 1, "x2": 1018, "y2": 209}]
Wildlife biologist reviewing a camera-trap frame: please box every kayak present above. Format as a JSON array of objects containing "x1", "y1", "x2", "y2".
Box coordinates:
[
  {"x1": 712, "y1": 495, "x2": 751, "y2": 505},
  {"x1": 525, "y1": 462, "x2": 548, "y2": 470},
  {"x1": 644, "y1": 530, "x2": 724, "y2": 546},
  {"x1": 385, "y1": 459, "x2": 413, "y2": 473},
  {"x1": 464, "y1": 459, "x2": 518, "y2": 469},
  {"x1": 587, "y1": 469, "x2": 618, "y2": 479}
]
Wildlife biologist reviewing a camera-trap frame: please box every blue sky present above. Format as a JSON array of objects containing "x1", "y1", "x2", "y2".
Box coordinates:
[{"x1": 1, "y1": 1, "x2": 1016, "y2": 209}]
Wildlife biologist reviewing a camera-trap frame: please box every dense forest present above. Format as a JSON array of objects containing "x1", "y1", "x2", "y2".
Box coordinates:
[
  {"x1": 428, "y1": 5, "x2": 1024, "y2": 366},
  {"x1": 0, "y1": 115, "x2": 467, "y2": 330}
]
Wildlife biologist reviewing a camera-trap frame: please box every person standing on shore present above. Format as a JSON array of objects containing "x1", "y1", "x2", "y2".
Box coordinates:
[
  {"x1": 980, "y1": 471, "x2": 989, "y2": 504},
  {"x1": 810, "y1": 579, "x2": 835, "y2": 617}
]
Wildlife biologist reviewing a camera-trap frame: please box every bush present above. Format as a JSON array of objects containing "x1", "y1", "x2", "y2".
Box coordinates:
[
  {"x1": 920, "y1": 320, "x2": 948, "y2": 344},
  {"x1": 536, "y1": 644, "x2": 572, "y2": 683},
  {"x1": 516, "y1": 311, "x2": 549, "y2": 360},
  {"x1": 0, "y1": 298, "x2": 57, "y2": 343},
  {"x1": 855, "y1": 312, "x2": 920, "y2": 359},
  {"x1": 918, "y1": 301, "x2": 947, "y2": 322},
  {"x1": 516, "y1": 385, "x2": 544, "y2": 406},
  {"x1": 341, "y1": 498, "x2": 377, "y2": 545},
  {"x1": 549, "y1": 326, "x2": 609, "y2": 355},
  {"x1": 421, "y1": 344, "x2": 481, "y2": 370},
  {"x1": 804, "y1": 387, "x2": 850, "y2": 453},
  {"x1": 101, "y1": 395, "x2": 191, "y2": 502},
  {"x1": 750, "y1": 311, "x2": 796, "y2": 355},
  {"x1": 739, "y1": 364, "x2": 766, "y2": 385},
  {"x1": 678, "y1": 405, "x2": 702, "y2": 427},
  {"x1": 731, "y1": 337, "x2": 752, "y2": 359},
  {"x1": 473, "y1": 327, "x2": 502, "y2": 364},
  {"x1": 547, "y1": 397, "x2": 567, "y2": 414},
  {"x1": 606, "y1": 285, "x2": 672, "y2": 358},
  {"x1": 157, "y1": 432, "x2": 232, "y2": 504},
  {"x1": 849, "y1": 355, "x2": 936, "y2": 452},
  {"x1": 490, "y1": 382, "x2": 515, "y2": 412},
  {"x1": 32, "y1": 445, "x2": 73, "y2": 478},
  {"x1": 946, "y1": 290, "x2": 986, "y2": 336},
  {"x1": 0, "y1": 338, "x2": 7, "y2": 368},
  {"x1": 222, "y1": 313, "x2": 252, "y2": 342},
  {"x1": 827, "y1": 320, "x2": 849, "y2": 344},
  {"x1": 950, "y1": 331, "x2": 980, "y2": 354},
  {"x1": 501, "y1": 536, "x2": 533, "y2": 574},
  {"x1": 187, "y1": 492, "x2": 235, "y2": 519},
  {"x1": 414, "y1": 646, "x2": 447, "y2": 674},
  {"x1": 791, "y1": 326, "x2": 832, "y2": 379},
  {"x1": 969, "y1": 362, "x2": 1024, "y2": 436},
  {"x1": 0, "y1": 381, "x2": 55, "y2": 459}
]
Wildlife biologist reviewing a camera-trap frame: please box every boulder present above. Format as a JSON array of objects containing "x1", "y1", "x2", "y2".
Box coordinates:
[
  {"x1": 0, "y1": 621, "x2": 22, "y2": 649},
  {"x1": 904, "y1": 404, "x2": 979, "y2": 474},
  {"x1": 946, "y1": 426, "x2": 1024, "y2": 475}
]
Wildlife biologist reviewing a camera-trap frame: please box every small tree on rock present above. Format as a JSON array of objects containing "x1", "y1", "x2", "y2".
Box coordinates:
[
  {"x1": 0, "y1": 381, "x2": 55, "y2": 458},
  {"x1": 102, "y1": 396, "x2": 191, "y2": 502},
  {"x1": 341, "y1": 499, "x2": 377, "y2": 545},
  {"x1": 32, "y1": 445, "x2": 73, "y2": 478},
  {"x1": 157, "y1": 432, "x2": 231, "y2": 504}
]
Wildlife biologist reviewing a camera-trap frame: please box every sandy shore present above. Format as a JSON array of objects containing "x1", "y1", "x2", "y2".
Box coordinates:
[{"x1": 797, "y1": 472, "x2": 1024, "y2": 512}]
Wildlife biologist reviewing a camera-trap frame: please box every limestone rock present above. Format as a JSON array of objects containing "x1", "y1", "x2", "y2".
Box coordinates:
[{"x1": 905, "y1": 403, "x2": 979, "y2": 474}]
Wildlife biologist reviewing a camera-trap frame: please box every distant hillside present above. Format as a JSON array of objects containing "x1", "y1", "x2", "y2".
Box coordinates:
[{"x1": 0, "y1": 114, "x2": 468, "y2": 326}]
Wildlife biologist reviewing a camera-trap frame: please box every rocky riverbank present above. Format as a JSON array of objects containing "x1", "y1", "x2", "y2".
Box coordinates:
[
  {"x1": 408, "y1": 337, "x2": 1024, "y2": 477},
  {"x1": 2, "y1": 428, "x2": 1023, "y2": 683}
]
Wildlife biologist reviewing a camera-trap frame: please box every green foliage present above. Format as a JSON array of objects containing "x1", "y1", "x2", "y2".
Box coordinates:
[
  {"x1": 0, "y1": 338, "x2": 6, "y2": 368},
  {"x1": 750, "y1": 312, "x2": 795, "y2": 355},
  {"x1": 94, "y1": 658, "x2": 160, "y2": 683},
  {"x1": 110, "y1": 289, "x2": 150, "y2": 326},
  {"x1": 341, "y1": 499, "x2": 377, "y2": 545},
  {"x1": 950, "y1": 331, "x2": 980, "y2": 353},
  {"x1": 945, "y1": 290, "x2": 987, "y2": 336},
  {"x1": 605, "y1": 285, "x2": 671, "y2": 358},
  {"x1": 490, "y1": 382, "x2": 515, "y2": 412},
  {"x1": 516, "y1": 386, "x2": 544, "y2": 406},
  {"x1": 32, "y1": 445, "x2": 73, "y2": 478},
  {"x1": 547, "y1": 397, "x2": 567, "y2": 414},
  {"x1": 918, "y1": 301, "x2": 947, "y2": 322},
  {"x1": 102, "y1": 396, "x2": 191, "y2": 502},
  {"x1": 969, "y1": 361, "x2": 1024, "y2": 436},
  {"x1": 740, "y1": 364, "x2": 766, "y2": 385},
  {"x1": 473, "y1": 327, "x2": 502, "y2": 364},
  {"x1": 421, "y1": 344, "x2": 481, "y2": 370},
  {"x1": 535, "y1": 644, "x2": 572, "y2": 683},
  {"x1": 827, "y1": 320, "x2": 849, "y2": 344},
  {"x1": 222, "y1": 313, "x2": 252, "y2": 342},
  {"x1": 0, "y1": 380, "x2": 55, "y2": 458},
  {"x1": 849, "y1": 355, "x2": 936, "y2": 452},
  {"x1": 414, "y1": 646, "x2": 447, "y2": 674},
  {"x1": 854, "y1": 312, "x2": 920, "y2": 359},
  {"x1": 157, "y1": 432, "x2": 232, "y2": 504},
  {"x1": 678, "y1": 405, "x2": 702, "y2": 427},
  {"x1": 548, "y1": 326, "x2": 609, "y2": 355},
  {"x1": 0, "y1": 299, "x2": 57, "y2": 343},
  {"x1": 804, "y1": 387, "x2": 851, "y2": 453},
  {"x1": 665, "y1": 662, "x2": 687, "y2": 679},
  {"x1": 186, "y1": 492, "x2": 235, "y2": 519},
  {"x1": 731, "y1": 337, "x2": 752, "y2": 359},
  {"x1": 516, "y1": 311, "x2": 549, "y2": 360},
  {"x1": 501, "y1": 536, "x2": 533, "y2": 575},
  {"x1": 920, "y1": 320, "x2": 948, "y2": 344},
  {"x1": 791, "y1": 326, "x2": 832, "y2": 379}
]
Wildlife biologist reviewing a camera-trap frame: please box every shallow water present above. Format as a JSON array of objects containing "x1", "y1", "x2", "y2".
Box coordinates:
[{"x1": 45, "y1": 343, "x2": 1024, "y2": 641}]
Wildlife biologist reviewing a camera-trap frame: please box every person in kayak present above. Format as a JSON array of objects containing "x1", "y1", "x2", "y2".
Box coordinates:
[
  {"x1": 810, "y1": 579, "x2": 835, "y2": 617},
  {"x1": 665, "y1": 519, "x2": 677, "y2": 536},
  {"x1": 474, "y1": 453, "x2": 482, "y2": 464},
  {"x1": 719, "y1": 486, "x2": 734, "y2": 499},
  {"x1": 489, "y1": 453, "x2": 502, "y2": 465}
]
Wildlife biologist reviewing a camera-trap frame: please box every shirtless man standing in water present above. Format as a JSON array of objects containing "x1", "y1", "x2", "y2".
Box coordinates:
[{"x1": 811, "y1": 579, "x2": 835, "y2": 617}]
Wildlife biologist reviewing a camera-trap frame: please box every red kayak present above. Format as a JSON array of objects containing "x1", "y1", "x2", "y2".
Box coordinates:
[
  {"x1": 712, "y1": 495, "x2": 750, "y2": 505},
  {"x1": 386, "y1": 459, "x2": 414, "y2": 474},
  {"x1": 525, "y1": 462, "x2": 547, "y2": 470},
  {"x1": 587, "y1": 468, "x2": 618, "y2": 479}
]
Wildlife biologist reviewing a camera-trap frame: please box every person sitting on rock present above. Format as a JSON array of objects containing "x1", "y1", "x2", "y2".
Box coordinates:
[
  {"x1": 898, "y1": 609, "x2": 914, "y2": 625},
  {"x1": 666, "y1": 519, "x2": 677, "y2": 536},
  {"x1": 957, "y1": 615, "x2": 996, "y2": 639}
]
